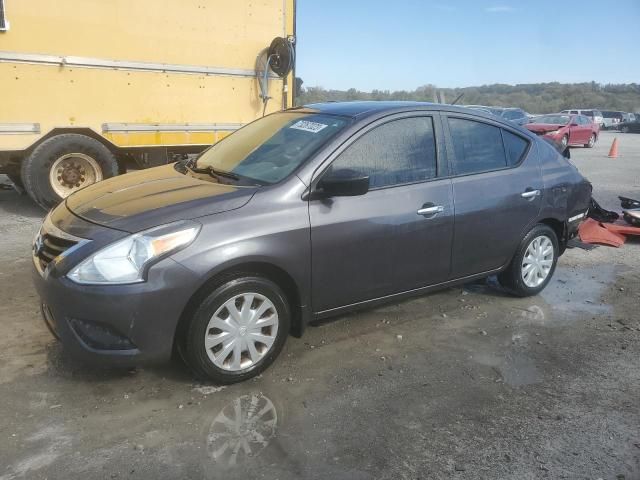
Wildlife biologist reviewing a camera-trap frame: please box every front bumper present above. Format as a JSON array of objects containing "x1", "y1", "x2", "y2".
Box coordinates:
[{"x1": 32, "y1": 251, "x2": 200, "y2": 367}]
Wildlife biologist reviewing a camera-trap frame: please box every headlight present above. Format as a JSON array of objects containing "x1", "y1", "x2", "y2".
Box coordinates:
[
  {"x1": 544, "y1": 130, "x2": 560, "y2": 136},
  {"x1": 67, "y1": 221, "x2": 200, "y2": 285}
]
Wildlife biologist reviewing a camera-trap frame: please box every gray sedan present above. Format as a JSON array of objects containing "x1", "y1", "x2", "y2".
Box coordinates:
[{"x1": 32, "y1": 102, "x2": 591, "y2": 383}]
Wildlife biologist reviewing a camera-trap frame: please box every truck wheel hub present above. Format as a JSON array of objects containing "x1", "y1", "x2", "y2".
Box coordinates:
[{"x1": 49, "y1": 153, "x2": 103, "y2": 198}]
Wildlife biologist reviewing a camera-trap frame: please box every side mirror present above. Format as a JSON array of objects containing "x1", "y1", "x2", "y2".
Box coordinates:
[
  {"x1": 570, "y1": 122, "x2": 578, "y2": 127},
  {"x1": 314, "y1": 168, "x2": 370, "y2": 198}
]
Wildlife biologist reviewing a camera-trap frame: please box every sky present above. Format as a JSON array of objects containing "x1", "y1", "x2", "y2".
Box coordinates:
[{"x1": 296, "y1": 0, "x2": 640, "y2": 91}]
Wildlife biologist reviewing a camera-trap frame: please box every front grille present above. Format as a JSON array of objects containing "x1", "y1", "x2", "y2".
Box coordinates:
[{"x1": 35, "y1": 233, "x2": 77, "y2": 271}]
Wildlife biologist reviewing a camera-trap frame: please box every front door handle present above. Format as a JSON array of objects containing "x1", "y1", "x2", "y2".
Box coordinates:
[
  {"x1": 521, "y1": 189, "x2": 540, "y2": 199},
  {"x1": 417, "y1": 205, "x2": 444, "y2": 216}
]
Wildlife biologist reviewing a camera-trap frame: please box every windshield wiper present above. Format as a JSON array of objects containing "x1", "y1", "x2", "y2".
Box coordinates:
[{"x1": 188, "y1": 164, "x2": 240, "y2": 181}]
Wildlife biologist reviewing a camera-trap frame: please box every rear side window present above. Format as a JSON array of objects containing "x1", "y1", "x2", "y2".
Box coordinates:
[
  {"x1": 582, "y1": 110, "x2": 594, "y2": 117},
  {"x1": 448, "y1": 118, "x2": 506, "y2": 175},
  {"x1": 502, "y1": 130, "x2": 529, "y2": 166},
  {"x1": 331, "y1": 117, "x2": 437, "y2": 188}
]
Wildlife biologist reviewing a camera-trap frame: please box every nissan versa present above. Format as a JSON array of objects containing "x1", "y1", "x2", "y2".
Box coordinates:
[{"x1": 32, "y1": 102, "x2": 591, "y2": 384}]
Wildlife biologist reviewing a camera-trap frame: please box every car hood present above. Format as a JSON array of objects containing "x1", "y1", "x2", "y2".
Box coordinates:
[
  {"x1": 525, "y1": 123, "x2": 565, "y2": 134},
  {"x1": 65, "y1": 164, "x2": 258, "y2": 233}
]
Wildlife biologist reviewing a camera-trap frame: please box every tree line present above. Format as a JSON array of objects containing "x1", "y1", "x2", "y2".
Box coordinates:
[{"x1": 295, "y1": 81, "x2": 640, "y2": 114}]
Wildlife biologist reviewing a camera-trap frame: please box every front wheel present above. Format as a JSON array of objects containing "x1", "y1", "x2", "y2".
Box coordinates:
[
  {"x1": 585, "y1": 133, "x2": 596, "y2": 148},
  {"x1": 179, "y1": 276, "x2": 290, "y2": 384},
  {"x1": 498, "y1": 224, "x2": 559, "y2": 297},
  {"x1": 621, "y1": 126, "x2": 629, "y2": 133}
]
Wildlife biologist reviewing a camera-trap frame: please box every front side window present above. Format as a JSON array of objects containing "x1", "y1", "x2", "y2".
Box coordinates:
[
  {"x1": 448, "y1": 118, "x2": 506, "y2": 175},
  {"x1": 196, "y1": 112, "x2": 349, "y2": 185},
  {"x1": 329, "y1": 117, "x2": 437, "y2": 188}
]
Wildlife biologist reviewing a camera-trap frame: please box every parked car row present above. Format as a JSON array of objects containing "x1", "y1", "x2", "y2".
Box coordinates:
[{"x1": 464, "y1": 104, "x2": 639, "y2": 136}]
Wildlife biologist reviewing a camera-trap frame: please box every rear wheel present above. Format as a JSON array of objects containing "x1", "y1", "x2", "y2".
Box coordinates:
[
  {"x1": 498, "y1": 224, "x2": 558, "y2": 297},
  {"x1": 21, "y1": 134, "x2": 118, "y2": 210},
  {"x1": 585, "y1": 133, "x2": 596, "y2": 148},
  {"x1": 621, "y1": 126, "x2": 629, "y2": 134},
  {"x1": 179, "y1": 276, "x2": 290, "y2": 384}
]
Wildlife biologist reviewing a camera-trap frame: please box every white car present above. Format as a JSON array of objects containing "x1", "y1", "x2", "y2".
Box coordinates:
[{"x1": 561, "y1": 109, "x2": 604, "y2": 127}]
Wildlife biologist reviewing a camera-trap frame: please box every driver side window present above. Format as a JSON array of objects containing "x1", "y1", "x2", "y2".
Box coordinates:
[{"x1": 329, "y1": 117, "x2": 437, "y2": 188}]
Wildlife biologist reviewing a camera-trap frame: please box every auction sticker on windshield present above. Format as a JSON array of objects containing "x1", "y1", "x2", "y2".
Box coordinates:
[{"x1": 289, "y1": 120, "x2": 328, "y2": 133}]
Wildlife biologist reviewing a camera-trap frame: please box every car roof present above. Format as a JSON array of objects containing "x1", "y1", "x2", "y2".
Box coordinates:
[
  {"x1": 296, "y1": 101, "x2": 511, "y2": 120},
  {"x1": 290, "y1": 101, "x2": 537, "y2": 140}
]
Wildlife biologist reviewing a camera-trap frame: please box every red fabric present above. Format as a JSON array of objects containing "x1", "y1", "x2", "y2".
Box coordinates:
[
  {"x1": 578, "y1": 218, "x2": 625, "y2": 247},
  {"x1": 603, "y1": 220, "x2": 640, "y2": 236}
]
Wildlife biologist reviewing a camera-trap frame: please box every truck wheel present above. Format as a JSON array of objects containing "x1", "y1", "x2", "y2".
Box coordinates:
[{"x1": 21, "y1": 134, "x2": 118, "y2": 210}]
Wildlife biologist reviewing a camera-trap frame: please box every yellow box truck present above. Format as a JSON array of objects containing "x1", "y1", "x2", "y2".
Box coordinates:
[{"x1": 0, "y1": 0, "x2": 296, "y2": 208}]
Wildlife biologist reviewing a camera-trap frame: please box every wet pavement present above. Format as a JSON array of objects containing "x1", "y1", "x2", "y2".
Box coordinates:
[{"x1": 1, "y1": 132, "x2": 639, "y2": 479}]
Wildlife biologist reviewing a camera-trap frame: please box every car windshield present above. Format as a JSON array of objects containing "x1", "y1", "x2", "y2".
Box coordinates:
[
  {"x1": 195, "y1": 112, "x2": 349, "y2": 185},
  {"x1": 531, "y1": 115, "x2": 570, "y2": 125}
]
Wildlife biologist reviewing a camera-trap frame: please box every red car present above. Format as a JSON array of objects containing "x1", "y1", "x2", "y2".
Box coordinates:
[{"x1": 526, "y1": 113, "x2": 599, "y2": 148}]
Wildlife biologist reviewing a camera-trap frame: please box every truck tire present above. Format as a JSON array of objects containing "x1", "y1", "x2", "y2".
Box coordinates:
[{"x1": 21, "y1": 134, "x2": 118, "y2": 210}]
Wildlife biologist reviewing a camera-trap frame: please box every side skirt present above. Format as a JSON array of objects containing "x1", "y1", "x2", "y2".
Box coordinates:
[{"x1": 314, "y1": 268, "x2": 504, "y2": 321}]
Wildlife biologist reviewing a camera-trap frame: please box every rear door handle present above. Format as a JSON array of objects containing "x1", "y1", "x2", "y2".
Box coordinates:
[
  {"x1": 417, "y1": 205, "x2": 444, "y2": 216},
  {"x1": 521, "y1": 189, "x2": 540, "y2": 199}
]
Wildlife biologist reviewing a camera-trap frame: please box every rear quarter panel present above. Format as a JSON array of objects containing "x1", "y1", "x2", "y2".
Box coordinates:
[{"x1": 537, "y1": 139, "x2": 591, "y2": 224}]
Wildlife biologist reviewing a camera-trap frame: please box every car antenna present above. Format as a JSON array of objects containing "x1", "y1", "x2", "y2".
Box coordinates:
[{"x1": 451, "y1": 93, "x2": 464, "y2": 105}]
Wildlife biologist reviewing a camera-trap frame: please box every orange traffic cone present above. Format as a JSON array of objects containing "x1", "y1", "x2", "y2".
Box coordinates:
[{"x1": 608, "y1": 138, "x2": 619, "y2": 158}]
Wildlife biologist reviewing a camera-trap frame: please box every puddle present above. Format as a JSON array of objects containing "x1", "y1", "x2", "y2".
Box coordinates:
[
  {"x1": 540, "y1": 265, "x2": 614, "y2": 316},
  {"x1": 473, "y1": 351, "x2": 541, "y2": 387}
]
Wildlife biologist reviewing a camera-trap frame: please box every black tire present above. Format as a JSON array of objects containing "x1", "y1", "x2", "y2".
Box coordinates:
[
  {"x1": 21, "y1": 134, "x2": 118, "y2": 210},
  {"x1": 179, "y1": 276, "x2": 290, "y2": 384},
  {"x1": 498, "y1": 224, "x2": 559, "y2": 297},
  {"x1": 621, "y1": 126, "x2": 629, "y2": 134},
  {"x1": 585, "y1": 133, "x2": 596, "y2": 148}
]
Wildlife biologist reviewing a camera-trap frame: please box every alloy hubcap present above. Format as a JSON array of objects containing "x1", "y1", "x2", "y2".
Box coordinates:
[
  {"x1": 49, "y1": 153, "x2": 102, "y2": 198},
  {"x1": 521, "y1": 235, "x2": 554, "y2": 288},
  {"x1": 204, "y1": 293, "x2": 279, "y2": 371}
]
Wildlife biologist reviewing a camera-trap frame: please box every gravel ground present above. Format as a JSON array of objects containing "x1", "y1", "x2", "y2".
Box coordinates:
[{"x1": 0, "y1": 131, "x2": 639, "y2": 480}]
